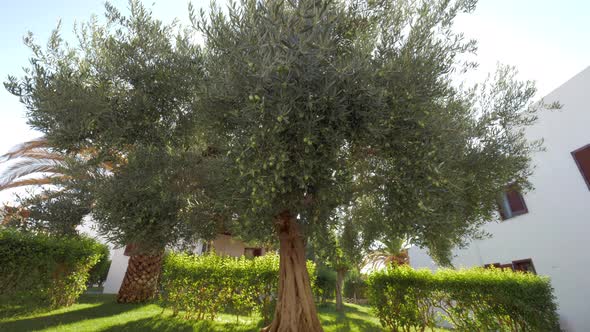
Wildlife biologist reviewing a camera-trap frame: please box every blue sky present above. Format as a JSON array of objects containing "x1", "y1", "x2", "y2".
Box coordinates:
[{"x1": 1, "y1": 0, "x2": 589, "y2": 203}]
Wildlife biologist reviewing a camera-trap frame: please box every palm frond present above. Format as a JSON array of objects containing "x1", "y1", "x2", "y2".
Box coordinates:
[
  {"x1": 0, "y1": 158, "x2": 63, "y2": 184},
  {"x1": 12, "y1": 152, "x2": 64, "y2": 161},
  {"x1": 0, "y1": 137, "x2": 53, "y2": 162},
  {"x1": 0, "y1": 136, "x2": 67, "y2": 192},
  {"x1": 362, "y1": 237, "x2": 411, "y2": 271},
  {"x1": 0, "y1": 177, "x2": 56, "y2": 191},
  {"x1": 0, "y1": 136, "x2": 117, "y2": 192}
]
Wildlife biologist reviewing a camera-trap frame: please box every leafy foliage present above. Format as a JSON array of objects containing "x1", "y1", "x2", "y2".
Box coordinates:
[
  {"x1": 363, "y1": 237, "x2": 410, "y2": 271},
  {"x1": 314, "y1": 265, "x2": 337, "y2": 303},
  {"x1": 161, "y1": 252, "x2": 316, "y2": 323},
  {"x1": 194, "y1": 0, "x2": 556, "y2": 264},
  {"x1": 90, "y1": 147, "x2": 225, "y2": 253},
  {"x1": 1, "y1": 189, "x2": 91, "y2": 236},
  {"x1": 367, "y1": 265, "x2": 560, "y2": 331},
  {"x1": 0, "y1": 229, "x2": 107, "y2": 308},
  {"x1": 3, "y1": 1, "x2": 223, "y2": 253},
  {"x1": 343, "y1": 270, "x2": 368, "y2": 302},
  {"x1": 87, "y1": 244, "x2": 111, "y2": 287}
]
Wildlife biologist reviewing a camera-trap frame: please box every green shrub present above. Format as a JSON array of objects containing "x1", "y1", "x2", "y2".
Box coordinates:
[
  {"x1": 314, "y1": 265, "x2": 336, "y2": 303},
  {"x1": 367, "y1": 265, "x2": 559, "y2": 332},
  {"x1": 87, "y1": 244, "x2": 111, "y2": 287},
  {"x1": 0, "y1": 229, "x2": 106, "y2": 308},
  {"x1": 161, "y1": 252, "x2": 316, "y2": 323},
  {"x1": 343, "y1": 270, "x2": 368, "y2": 302}
]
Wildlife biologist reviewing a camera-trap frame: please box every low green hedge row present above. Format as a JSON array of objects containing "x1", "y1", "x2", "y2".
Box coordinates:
[
  {"x1": 0, "y1": 229, "x2": 107, "y2": 308},
  {"x1": 87, "y1": 244, "x2": 111, "y2": 287},
  {"x1": 161, "y1": 252, "x2": 316, "y2": 323},
  {"x1": 367, "y1": 265, "x2": 559, "y2": 331}
]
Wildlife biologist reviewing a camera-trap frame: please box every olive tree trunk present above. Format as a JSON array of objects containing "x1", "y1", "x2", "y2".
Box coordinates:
[
  {"x1": 262, "y1": 211, "x2": 323, "y2": 332},
  {"x1": 117, "y1": 252, "x2": 164, "y2": 303},
  {"x1": 335, "y1": 268, "x2": 345, "y2": 312}
]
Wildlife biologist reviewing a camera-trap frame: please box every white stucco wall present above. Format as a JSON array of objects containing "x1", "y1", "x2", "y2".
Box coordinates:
[
  {"x1": 101, "y1": 235, "x2": 266, "y2": 294},
  {"x1": 102, "y1": 247, "x2": 129, "y2": 294},
  {"x1": 411, "y1": 66, "x2": 590, "y2": 331}
]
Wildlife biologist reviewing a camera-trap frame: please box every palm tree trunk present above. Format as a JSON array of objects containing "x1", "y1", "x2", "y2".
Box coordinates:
[{"x1": 117, "y1": 251, "x2": 164, "y2": 303}]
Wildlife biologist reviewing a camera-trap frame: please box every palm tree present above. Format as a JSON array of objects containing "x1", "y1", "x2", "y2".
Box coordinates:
[
  {"x1": 0, "y1": 137, "x2": 66, "y2": 191},
  {"x1": 1, "y1": 137, "x2": 185, "y2": 303},
  {"x1": 363, "y1": 237, "x2": 410, "y2": 271}
]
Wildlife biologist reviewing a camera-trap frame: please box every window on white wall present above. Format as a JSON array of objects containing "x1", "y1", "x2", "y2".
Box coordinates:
[
  {"x1": 572, "y1": 144, "x2": 590, "y2": 190},
  {"x1": 484, "y1": 258, "x2": 536, "y2": 274},
  {"x1": 512, "y1": 259, "x2": 536, "y2": 274},
  {"x1": 498, "y1": 186, "x2": 528, "y2": 220}
]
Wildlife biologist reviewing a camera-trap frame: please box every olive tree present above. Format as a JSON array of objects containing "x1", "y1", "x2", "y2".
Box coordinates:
[
  {"x1": 195, "y1": 0, "x2": 554, "y2": 330},
  {"x1": 4, "y1": 1, "x2": 217, "y2": 303}
]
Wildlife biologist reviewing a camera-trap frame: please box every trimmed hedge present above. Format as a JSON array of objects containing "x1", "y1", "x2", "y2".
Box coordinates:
[
  {"x1": 368, "y1": 265, "x2": 559, "y2": 332},
  {"x1": 161, "y1": 252, "x2": 316, "y2": 323},
  {"x1": 87, "y1": 244, "x2": 111, "y2": 287},
  {"x1": 0, "y1": 229, "x2": 107, "y2": 308}
]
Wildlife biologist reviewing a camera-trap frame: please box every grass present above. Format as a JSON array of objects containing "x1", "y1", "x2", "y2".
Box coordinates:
[
  {"x1": 0, "y1": 295, "x2": 385, "y2": 332},
  {"x1": 86, "y1": 287, "x2": 105, "y2": 293}
]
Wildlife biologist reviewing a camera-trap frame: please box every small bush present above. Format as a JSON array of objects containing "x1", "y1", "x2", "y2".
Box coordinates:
[
  {"x1": 367, "y1": 265, "x2": 559, "y2": 332},
  {"x1": 315, "y1": 265, "x2": 337, "y2": 303},
  {"x1": 87, "y1": 245, "x2": 111, "y2": 287},
  {"x1": 0, "y1": 229, "x2": 107, "y2": 308},
  {"x1": 343, "y1": 270, "x2": 368, "y2": 302},
  {"x1": 161, "y1": 252, "x2": 316, "y2": 323}
]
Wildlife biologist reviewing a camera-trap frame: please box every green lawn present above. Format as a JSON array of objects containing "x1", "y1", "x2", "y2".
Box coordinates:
[{"x1": 0, "y1": 295, "x2": 384, "y2": 331}]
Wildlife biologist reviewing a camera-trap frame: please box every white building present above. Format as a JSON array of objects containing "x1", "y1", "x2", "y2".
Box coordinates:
[
  {"x1": 102, "y1": 235, "x2": 268, "y2": 294},
  {"x1": 411, "y1": 66, "x2": 590, "y2": 331}
]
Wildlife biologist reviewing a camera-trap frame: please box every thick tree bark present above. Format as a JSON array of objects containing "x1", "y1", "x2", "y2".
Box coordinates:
[
  {"x1": 335, "y1": 268, "x2": 345, "y2": 312},
  {"x1": 117, "y1": 252, "x2": 164, "y2": 303},
  {"x1": 262, "y1": 211, "x2": 323, "y2": 332}
]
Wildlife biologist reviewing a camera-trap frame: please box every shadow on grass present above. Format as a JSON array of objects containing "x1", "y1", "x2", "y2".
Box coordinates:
[
  {"x1": 0, "y1": 303, "x2": 48, "y2": 319},
  {"x1": 0, "y1": 294, "x2": 115, "y2": 319},
  {"x1": 317, "y1": 302, "x2": 366, "y2": 314},
  {"x1": 98, "y1": 316, "x2": 204, "y2": 332},
  {"x1": 318, "y1": 303, "x2": 383, "y2": 332},
  {"x1": 0, "y1": 296, "x2": 139, "y2": 332},
  {"x1": 99, "y1": 315, "x2": 265, "y2": 332},
  {"x1": 0, "y1": 296, "x2": 380, "y2": 332}
]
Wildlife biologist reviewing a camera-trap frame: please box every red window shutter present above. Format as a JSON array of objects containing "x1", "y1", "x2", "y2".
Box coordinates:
[
  {"x1": 572, "y1": 144, "x2": 590, "y2": 190},
  {"x1": 506, "y1": 189, "x2": 528, "y2": 215}
]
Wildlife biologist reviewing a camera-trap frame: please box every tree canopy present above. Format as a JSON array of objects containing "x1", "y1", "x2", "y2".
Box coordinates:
[
  {"x1": 5, "y1": 0, "x2": 556, "y2": 328},
  {"x1": 6, "y1": 0, "x2": 553, "y2": 261},
  {"x1": 5, "y1": 0, "x2": 550, "y2": 260},
  {"x1": 194, "y1": 0, "x2": 550, "y2": 263},
  {"x1": 4, "y1": 1, "x2": 227, "y2": 252}
]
